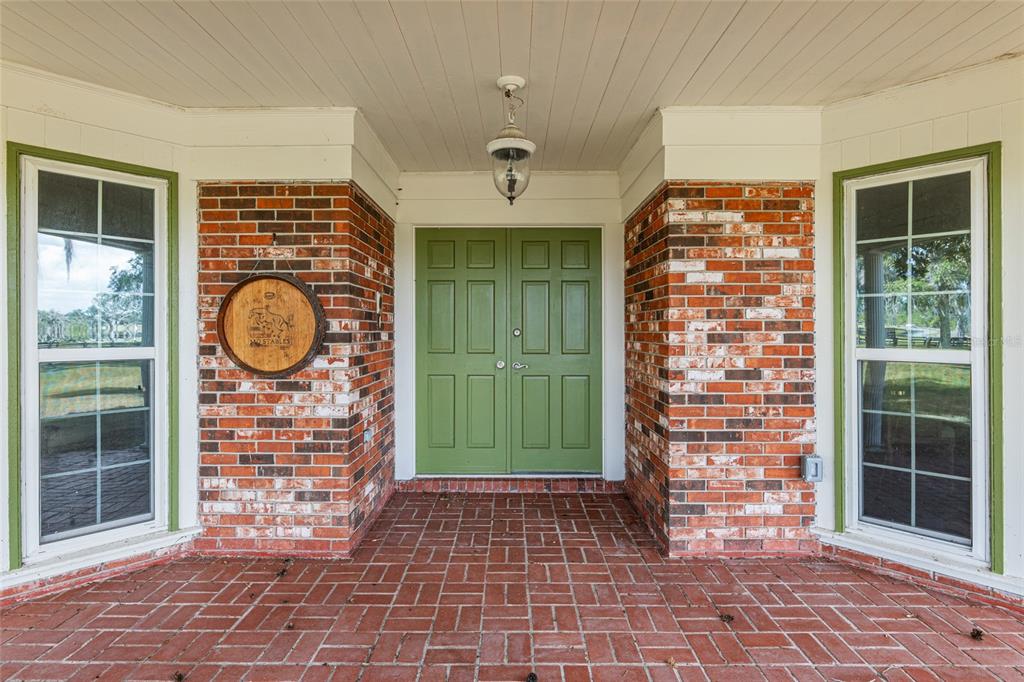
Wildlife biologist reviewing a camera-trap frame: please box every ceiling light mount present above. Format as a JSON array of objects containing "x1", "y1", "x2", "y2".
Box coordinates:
[
  {"x1": 495, "y1": 75, "x2": 526, "y2": 93},
  {"x1": 487, "y1": 75, "x2": 536, "y2": 205}
]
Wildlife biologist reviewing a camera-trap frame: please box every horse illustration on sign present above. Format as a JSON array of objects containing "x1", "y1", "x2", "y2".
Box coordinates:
[
  {"x1": 217, "y1": 273, "x2": 325, "y2": 377},
  {"x1": 247, "y1": 294, "x2": 294, "y2": 347}
]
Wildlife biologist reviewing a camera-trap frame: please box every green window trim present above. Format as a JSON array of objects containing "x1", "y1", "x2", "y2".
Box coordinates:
[
  {"x1": 5, "y1": 142, "x2": 180, "y2": 571},
  {"x1": 832, "y1": 142, "x2": 1004, "y2": 574}
]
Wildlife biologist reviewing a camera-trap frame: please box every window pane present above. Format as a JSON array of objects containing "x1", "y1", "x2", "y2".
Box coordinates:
[
  {"x1": 911, "y1": 293, "x2": 970, "y2": 349},
  {"x1": 102, "y1": 181, "x2": 155, "y2": 240},
  {"x1": 99, "y1": 239, "x2": 155, "y2": 295},
  {"x1": 41, "y1": 415, "x2": 96, "y2": 477},
  {"x1": 101, "y1": 463, "x2": 151, "y2": 523},
  {"x1": 37, "y1": 232, "x2": 100, "y2": 292},
  {"x1": 860, "y1": 361, "x2": 911, "y2": 413},
  {"x1": 910, "y1": 234, "x2": 970, "y2": 293},
  {"x1": 41, "y1": 471, "x2": 97, "y2": 539},
  {"x1": 38, "y1": 361, "x2": 154, "y2": 542},
  {"x1": 98, "y1": 361, "x2": 150, "y2": 411},
  {"x1": 39, "y1": 171, "x2": 97, "y2": 236},
  {"x1": 912, "y1": 172, "x2": 970, "y2": 235},
  {"x1": 96, "y1": 294, "x2": 154, "y2": 347},
  {"x1": 861, "y1": 412, "x2": 911, "y2": 469},
  {"x1": 863, "y1": 467, "x2": 911, "y2": 526},
  {"x1": 38, "y1": 291, "x2": 99, "y2": 348},
  {"x1": 916, "y1": 474, "x2": 971, "y2": 540},
  {"x1": 36, "y1": 232, "x2": 155, "y2": 349},
  {"x1": 913, "y1": 363, "x2": 970, "y2": 419},
  {"x1": 857, "y1": 295, "x2": 908, "y2": 348},
  {"x1": 857, "y1": 240, "x2": 908, "y2": 295},
  {"x1": 916, "y1": 418, "x2": 971, "y2": 478},
  {"x1": 40, "y1": 362, "x2": 97, "y2": 418},
  {"x1": 856, "y1": 182, "x2": 908, "y2": 241},
  {"x1": 858, "y1": 361, "x2": 973, "y2": 541},
  {"x1": 101, "y1": 410, "x2": 150, "y2": 467}
]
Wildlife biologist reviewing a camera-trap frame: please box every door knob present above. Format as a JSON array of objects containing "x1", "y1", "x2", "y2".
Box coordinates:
[
  {"x1": 512, "y1": 362, "x2": 529, "y2": 369},
  {"x1": 496, "y1": 360, "x2": 505, "y2": 369}
]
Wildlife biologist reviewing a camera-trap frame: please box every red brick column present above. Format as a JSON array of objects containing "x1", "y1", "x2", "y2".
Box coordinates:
[
  {"x1": 625, "y1": 181, "x2": 818, "y2": 556},
  {"x1": 624, "y1": 186, "x2": 678, "y2": 550},
  {"x1": 195, "y1": 181, "x2": 394, "y2": 556}
]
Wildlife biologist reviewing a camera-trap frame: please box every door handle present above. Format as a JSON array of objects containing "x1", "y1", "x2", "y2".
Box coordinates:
[
  {"x1": 496, "y1": 360, "x2": 505, "y2": 369},
  {"x1": 512, "y1": 362, "x2": 529, "y2": 369}
]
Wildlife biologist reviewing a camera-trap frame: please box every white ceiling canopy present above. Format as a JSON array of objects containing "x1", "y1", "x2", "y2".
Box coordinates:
[{"x1": 2, "y1": 1, "x2": 1021, "y2": 172}]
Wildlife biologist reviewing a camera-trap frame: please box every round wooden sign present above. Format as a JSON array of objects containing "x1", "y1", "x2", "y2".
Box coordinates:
[{"x1": 216, "y1": 273, "x2": 326, "y2": 377}]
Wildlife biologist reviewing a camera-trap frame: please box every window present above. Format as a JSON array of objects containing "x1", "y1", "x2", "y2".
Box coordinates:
[
  {"x1": 844, "y1": 157, "x2": 988, "y2": 557},
  {"x1": 20, "y1": 156, "x2": 169, "y2": 560}
]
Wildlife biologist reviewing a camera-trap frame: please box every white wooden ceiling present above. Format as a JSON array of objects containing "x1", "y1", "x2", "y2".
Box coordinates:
[{"x1": 2, "y1": 1, "x2": 1022, "y2": 171}]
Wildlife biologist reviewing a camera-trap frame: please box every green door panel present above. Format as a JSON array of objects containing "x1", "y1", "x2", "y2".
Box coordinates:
[
  {"x1": 416, "y1": 229, "x2": 508, "y2": 473},
  {"x1": 416, "y1": 227, "x2": 602, "y2": 475},
  {"x1": 509, "y1": 229, "x2": 602, "y2": 473},
  {"x1": 521, "y1": 375, "x2": 551, "y2": 449}
]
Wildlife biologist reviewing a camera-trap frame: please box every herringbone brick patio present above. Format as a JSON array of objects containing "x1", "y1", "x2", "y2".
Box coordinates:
[{"x1": 2, "y1": 493, "x2": 1022, "y2": 681}]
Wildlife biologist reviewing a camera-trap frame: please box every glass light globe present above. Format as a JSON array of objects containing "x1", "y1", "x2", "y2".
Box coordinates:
[{"x1": 486, "y1": 131, "x2": 536, "y2": 205}]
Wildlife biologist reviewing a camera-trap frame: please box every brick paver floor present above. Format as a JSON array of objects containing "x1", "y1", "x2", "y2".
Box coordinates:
[{"x1": 2, "y1": 493, "x2": 1023, "y2": 681}]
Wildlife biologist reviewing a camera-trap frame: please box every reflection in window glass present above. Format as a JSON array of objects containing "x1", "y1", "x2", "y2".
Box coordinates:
[
  {"x1": 856, "y1": 240, "x2": 908, "y2": 295},
  {"x1": 861, "y1": 412, "x2": 911, "y2": 469},
  {"x1": 37, "y1": 291, "x2": 99, "y2": 347},
  {"x1": 102, "y1": 181, "x2": 155, "y2": 240},
  {"x1": 95, "y1": 294, "x2": 154, "y2": 347},
  {"x1": 98, "y1": 360, "x2": 150, "y2": 412},
  {"x1": 859, "y1": 361, "x2": 972, "y2": 542},
  {"x1": 910, "y1": 234, "x2": 970, "y2": 292},
  {"x1": 101, "y1": 464, "x2": 152, "y2": 523},
  {"x1": 36, "y1": 172, "x2": 156, "y2": 350},
  {"x1": 41, "y1": 415, "x2": 96, "y2": 476},
  {"x1": 912, "y1": 172, "x2": 970, "y2": 235},
  {"x1": 100, "y1": 239, "x2": 155, "y2": 294},
  {"x1": 855, "y1": 171, "x2": 973, "y2": 353},
  {"x1": 863, "y1": 467, "x2": 911, "y2": 526},
  {"x1": 38, "y1": 361, "x2": 153, "y2": 542},
  {"x1": 916, "y1": 418, "x2": 971, "y2": 478},
  {"x1": 38, "y1": 171, "x2": 97, "y2": 235},
  {"x1": 911, "y1": 294, "x2": 970, "y2": 349},
  {"x1": 916, "y1": 474, "x2": 971, "y2": 538},
  {"x1": 41, "y1": 472, "x2": 98, "y2": 539},
  {"x1": 856, "y1": 295, "x2": 908, "y2": 348},
  {"x1": 856, "y1": 182, "x2": 908, "y2": 241}
]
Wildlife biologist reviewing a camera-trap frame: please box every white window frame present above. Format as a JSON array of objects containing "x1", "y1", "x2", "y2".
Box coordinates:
[
  {"x1": 843, "y1": 156, "x2": 989, "y2": 565},
  {"x1": 20, "y1": 156, "x2": 169, "y2": 565}
]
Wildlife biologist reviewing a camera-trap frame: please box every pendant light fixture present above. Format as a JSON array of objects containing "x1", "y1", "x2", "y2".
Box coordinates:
[{"x1": 486, "y1": 76, "x2": 536, "y2": 205}]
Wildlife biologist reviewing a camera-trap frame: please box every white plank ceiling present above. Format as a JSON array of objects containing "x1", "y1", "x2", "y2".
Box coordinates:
[{"x1": 2, "y1": 1, "x2": 1022, "y2": 171}]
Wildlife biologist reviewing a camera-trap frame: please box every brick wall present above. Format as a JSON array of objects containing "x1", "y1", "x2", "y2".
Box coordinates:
[
  {"x1": 625, "y1": 181, "x2": 818, "y2": 557},
  {"x1": 624, "y1": 187, "x2": 677, "y2": 549},
  {"x1": 195, "y1": 181, "x2": 394, "y2": 557}
]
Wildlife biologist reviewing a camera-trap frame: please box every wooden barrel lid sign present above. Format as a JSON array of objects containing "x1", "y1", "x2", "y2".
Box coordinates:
[{"x1": 217, "y1": 273, "x2": 326, "y2": 377}]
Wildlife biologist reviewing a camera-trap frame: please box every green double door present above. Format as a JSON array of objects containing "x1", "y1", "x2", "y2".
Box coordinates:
[{"x1": 416, "y1": 228, "x2": 602, "y2": 474}]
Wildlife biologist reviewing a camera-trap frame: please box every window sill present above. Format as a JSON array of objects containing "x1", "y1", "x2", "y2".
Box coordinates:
[
  {"x1": 814, "y1": 526, "x2": 1023, "y2": 599},
  {"x1": 1, "y1": 527, "x2": 199, "y2": 592}
]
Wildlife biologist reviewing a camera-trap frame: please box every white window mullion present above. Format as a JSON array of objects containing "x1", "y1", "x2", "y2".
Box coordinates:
[
  {"x1": 37, "y1": 347, "x2": 157, "y2": 363},
  {"x1": 853, "y1": 348, "x2": 971, "y2": 364},
  {"x1": 968, "y1": 159, "x2": 990, "y2": 562}
]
